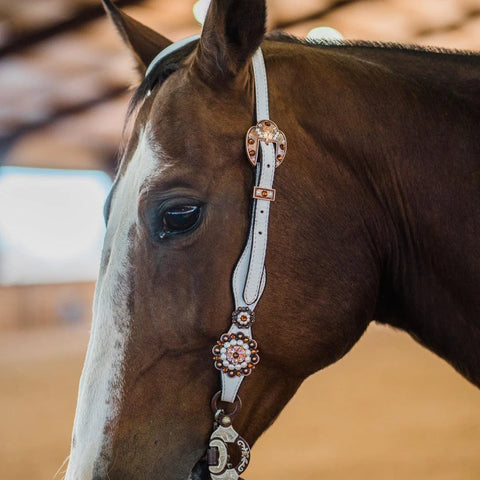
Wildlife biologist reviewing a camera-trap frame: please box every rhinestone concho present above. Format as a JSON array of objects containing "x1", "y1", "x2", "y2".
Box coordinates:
[
  {"x1": 232, "y1": 306, "x2": 255, "y2": 329},
  {"x1": 213, "y1": 332, "x2": 260, "y2": 377}
]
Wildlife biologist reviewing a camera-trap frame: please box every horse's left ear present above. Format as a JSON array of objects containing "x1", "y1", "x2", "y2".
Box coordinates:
[
  {"x1": 194, "y1": 0, "x2": 266, "y2": 86},
  {"x1": 102, "y1": 0, "x2": 172, "y2": 75}
]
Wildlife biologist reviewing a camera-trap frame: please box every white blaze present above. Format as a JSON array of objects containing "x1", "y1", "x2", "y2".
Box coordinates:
[{"x1": 65, "y1": 125, "x2": 168, "y2": 479}]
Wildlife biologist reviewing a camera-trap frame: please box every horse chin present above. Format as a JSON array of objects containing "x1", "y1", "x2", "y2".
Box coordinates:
[{"x1": 188, "y1": 459, "x2": 209, "y2": 480}]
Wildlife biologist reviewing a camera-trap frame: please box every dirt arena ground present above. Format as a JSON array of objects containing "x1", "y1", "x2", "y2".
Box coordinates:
[{"x1": 1, "y1": 324, "x2": 479, "y2": 480}]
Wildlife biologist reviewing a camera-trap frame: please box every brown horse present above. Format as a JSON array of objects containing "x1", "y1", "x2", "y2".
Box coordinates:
[{"x1": 65, "y1": 1, "x2": 480, "y2": 479}]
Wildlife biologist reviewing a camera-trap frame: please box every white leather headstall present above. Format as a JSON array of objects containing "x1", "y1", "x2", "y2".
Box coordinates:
[
  {"x1": 215, "y1": 47, "x2": 287, "y2": 403},
  {"x1": 145, "y1": 37, "x2": 287, "y2": 480}
]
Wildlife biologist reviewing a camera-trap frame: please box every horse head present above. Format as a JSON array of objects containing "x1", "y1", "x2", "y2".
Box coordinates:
[{"x1": 66, "y1": 1, "x2": 380, "y2": 478}]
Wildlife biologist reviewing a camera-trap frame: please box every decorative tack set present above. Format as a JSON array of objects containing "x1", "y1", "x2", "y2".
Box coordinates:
[
  {"x1": 145, "y1": 36, "x2": 286, "y2": 480},
  {"x1": 206, "y1": 49, "x2": 287, "y2": 479}
]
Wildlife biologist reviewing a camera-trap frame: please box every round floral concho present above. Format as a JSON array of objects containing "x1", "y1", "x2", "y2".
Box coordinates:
[
  {"x1": 232, "y1": 306, "x2": 255, "y2": 329},
  {"x1": 213, "y1": 332, "x2": 260, "y2": 377}
]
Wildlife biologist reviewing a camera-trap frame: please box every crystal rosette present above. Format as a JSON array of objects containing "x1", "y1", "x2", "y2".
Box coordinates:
[
  {"x1": 212, "y1": 332, "x2": 260, "y2": 377},
  {"x1": 231, "y1": 306, "x2": 255, "y2": 329}
]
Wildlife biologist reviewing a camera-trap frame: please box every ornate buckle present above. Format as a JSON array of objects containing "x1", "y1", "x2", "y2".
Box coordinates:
[
  {"x1": 208, "y1": 394, "x2": 251, "y2": 480},
  {"x1": 245, "y1": 120, "x2": 287, "y2": 168},
  {"x1": 208, "y1": 422, "x2": 250, "y2": 480}
]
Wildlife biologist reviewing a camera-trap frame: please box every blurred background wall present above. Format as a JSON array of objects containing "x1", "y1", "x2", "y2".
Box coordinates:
[{"x1": 0, "y1": 1, "x2": 479, "y2": 479}]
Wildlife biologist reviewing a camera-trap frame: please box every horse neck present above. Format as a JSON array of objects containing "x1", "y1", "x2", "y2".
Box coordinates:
[
  {"x1": 378, "y1": 97, "x2": 480, "y2": 386},
  {"x1": 268, "y1": 41, "x2": 480, "y2": 385}
]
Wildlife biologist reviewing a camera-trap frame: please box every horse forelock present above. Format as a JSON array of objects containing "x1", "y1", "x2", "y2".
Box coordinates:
[
  {"x1": 128, "y1": 40, "x2": 199, "y2": 120},
  {"x1": 66, "y1": 124, "x2": 172, "y2": 479}
]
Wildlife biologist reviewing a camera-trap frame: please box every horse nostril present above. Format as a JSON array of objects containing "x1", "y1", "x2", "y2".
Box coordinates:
[{"x1": 190, "y1": 459, "x2": 210, "y2": 480}]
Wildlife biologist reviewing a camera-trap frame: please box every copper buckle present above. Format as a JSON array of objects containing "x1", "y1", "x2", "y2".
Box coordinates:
[
  {"x1": 245, "y1": 120, "x2": 287, "y2": 168},
  {"x1": 253, "y1": 187, "x2": 276, "y2": 201}
]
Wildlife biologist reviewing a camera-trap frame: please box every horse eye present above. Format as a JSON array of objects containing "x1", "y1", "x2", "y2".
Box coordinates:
[{"x1": 159, "y1": 205, "x2": 201, "y2": 239}]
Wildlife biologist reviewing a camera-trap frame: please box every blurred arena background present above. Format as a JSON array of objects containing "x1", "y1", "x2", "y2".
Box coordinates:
[{"x1": 0, "y1": 1, "x2": 479, "y2": 479}]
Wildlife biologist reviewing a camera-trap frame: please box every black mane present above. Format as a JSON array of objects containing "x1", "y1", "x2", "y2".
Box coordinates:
[{"x1": 266, "y1": 31, "x2": 480, "y2": 57}]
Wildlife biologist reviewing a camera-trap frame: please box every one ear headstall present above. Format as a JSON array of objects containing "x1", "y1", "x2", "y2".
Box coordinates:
[{"x1": 208, "y1": 47, "x2": 287, "y2": 479}]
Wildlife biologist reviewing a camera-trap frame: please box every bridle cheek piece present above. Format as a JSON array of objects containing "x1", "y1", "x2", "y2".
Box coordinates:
[
  {"x1": 207, "y1": 45, "x2": 287, "y2": 480},
  {"x1": 146, "y1": 37, "x2": 287, "y2": 480}
]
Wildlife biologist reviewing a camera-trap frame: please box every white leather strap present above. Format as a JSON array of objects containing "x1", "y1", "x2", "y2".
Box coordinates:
[
  {"x1": 244, "y1": 142, "x2": 275, "y2": 304},
  {"x1": 252, "y1": 48, "x2": 269, "y2": 122},
  {"x1": 221, "y1": 47, "x2": 279, "y2": 403},
  {"x1": 145, "y1": 34, "x2": 200, "y2": 78},
  {"x1": 232, "y1": 48, "x2": 272, "y2": 308}
]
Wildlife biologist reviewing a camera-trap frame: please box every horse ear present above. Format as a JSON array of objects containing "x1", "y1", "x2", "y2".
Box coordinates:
[
  {"x1": 102, "y1": 0, "x2": 172, "y2": 75},
  {"x1": 194, "y1": 0, "x2": 266, "y2": 86}
]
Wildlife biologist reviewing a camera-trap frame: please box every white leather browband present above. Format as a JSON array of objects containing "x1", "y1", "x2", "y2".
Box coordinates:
[{"x1": 145, "y1": 39, "x2": 281, "y2": 405}]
